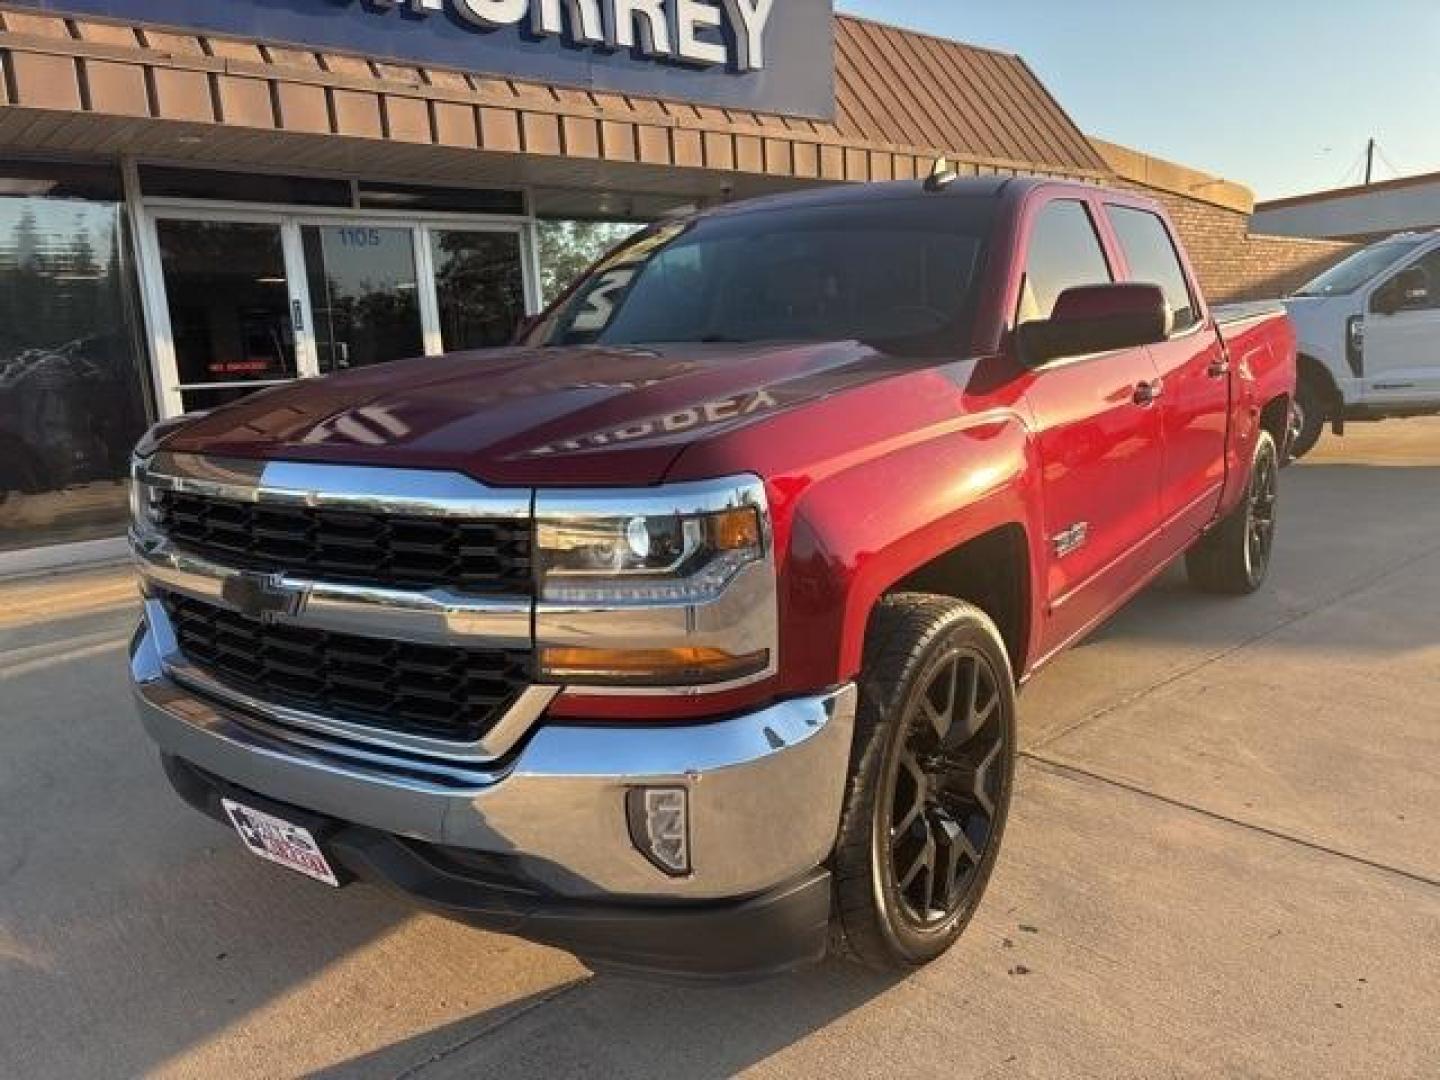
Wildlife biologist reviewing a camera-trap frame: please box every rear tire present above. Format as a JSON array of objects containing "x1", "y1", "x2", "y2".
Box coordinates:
[
  {"x1": 831, "y1": 594, "x2": 1017, "y2": 970},
  {"x1": 1288, "y1": 376, "x2": 1326, "y2": 462},
  {"x1": 1186, "y1": 431, "x2": 1280, "y2": 595}
]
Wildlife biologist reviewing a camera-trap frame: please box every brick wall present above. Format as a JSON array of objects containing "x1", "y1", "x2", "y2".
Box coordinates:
[{"x1": 1117, "y1": 180, "x2": 1358, "y2": 303}]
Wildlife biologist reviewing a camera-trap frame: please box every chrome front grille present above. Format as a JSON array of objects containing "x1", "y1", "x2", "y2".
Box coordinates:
[
  {"x1": 155, "y1": 489, "x2": 533, "y2": 596},
  {"x1": 160, "y1": 590, "x2": 530, "y2": 744},
  {"x1": 131, "y1": 454, "x2": 548, "y2": 765}
]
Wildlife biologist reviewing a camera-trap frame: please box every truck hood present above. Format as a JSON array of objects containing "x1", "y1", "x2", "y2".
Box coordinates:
[
  {"x1": 160, "y1": 341, "x2": 920, "y2": 486},
  {"x1": 1280, "y1": 294, "x2": 1344, "y2": 346},
  {"x1": 1281, "y1": 295, "x2": 1339, "y2": 315}
]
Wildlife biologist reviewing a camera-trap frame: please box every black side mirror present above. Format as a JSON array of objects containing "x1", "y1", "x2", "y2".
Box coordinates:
[
  {"x1": 1374, "y1": 265, "x2": 1430, "y2": 315},
  {"x1": 1017, "y1": 283, "x2": 1172, "y2": 367}
]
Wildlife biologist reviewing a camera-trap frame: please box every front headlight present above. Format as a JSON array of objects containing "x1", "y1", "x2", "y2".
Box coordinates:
[
  {"x1": 537, "y1": 504, "x2": 763, "y2": 605},
  {"x1": 534, "y1": 477, "x2": 777, "y2": 689}
]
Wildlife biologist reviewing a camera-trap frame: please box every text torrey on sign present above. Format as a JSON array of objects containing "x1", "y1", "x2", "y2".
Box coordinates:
[
  {"x1": 404, "y1": 0, "x2": 777, "y2": 70},
  {"x1": 7, "y1": 0, "x2": 834, "y2": 117}
]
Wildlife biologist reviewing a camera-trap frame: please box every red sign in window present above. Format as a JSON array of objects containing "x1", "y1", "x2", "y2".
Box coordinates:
[{"x1": 208, "y1": 359, "x2": 273, "y2": 375}]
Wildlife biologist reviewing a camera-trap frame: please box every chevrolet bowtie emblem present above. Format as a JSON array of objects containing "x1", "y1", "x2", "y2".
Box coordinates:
[{"x1": 221, "y1": 572, "x2": 309, "y2": 624}]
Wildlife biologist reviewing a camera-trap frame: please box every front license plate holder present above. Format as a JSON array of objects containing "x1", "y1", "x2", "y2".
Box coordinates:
[{"x1": 222, "y1": 797, "x2": 340, "y2": 887}]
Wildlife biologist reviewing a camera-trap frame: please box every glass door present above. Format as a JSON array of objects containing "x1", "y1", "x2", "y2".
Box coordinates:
[
  {"x1": 429, "y1": 228, "x2": 528, "y2": 351},
  {"x1": 152, "y1": 216, "x2": 309, "y2": 414},
  {"x1": 301, "y1": 223, "x2": 425, "y2": 374},
  {"x1": 141, "y1": 206, "x2": 535, "y2": 419}
]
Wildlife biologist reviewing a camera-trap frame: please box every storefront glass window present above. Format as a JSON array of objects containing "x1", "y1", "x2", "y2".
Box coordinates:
[
  {"x1": 433, "y1": 230, "x2": 527, "y2": 350},
  {"x1": 156, "y1": 219, "x2": 298, "y2": 413},
  {"x1": 537, "y1": 220, "x2": 644, "y2": 305},
  {"x1": 304, "y1": 224, "x2": 424, "y2": 373},
  {"x1": 0, "y1": 173, "x2": 150, "y2": 551}
]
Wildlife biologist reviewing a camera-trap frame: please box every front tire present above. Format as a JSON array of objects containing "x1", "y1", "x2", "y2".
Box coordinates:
[
  {"x1": 831, "y1": 594, "x2": 1017, "y2": 969},
  {"x1": 1186, "y1": 430, "x2": 1280, "y2": 595},
  {"x1": 1288, "y1": 377, "x2": 1326, "y2": 462}
]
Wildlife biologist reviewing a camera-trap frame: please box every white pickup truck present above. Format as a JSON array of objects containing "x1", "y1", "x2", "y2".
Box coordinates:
[{"x1": 1285, "y1": 231, "x2": 1440, "y2": 458}]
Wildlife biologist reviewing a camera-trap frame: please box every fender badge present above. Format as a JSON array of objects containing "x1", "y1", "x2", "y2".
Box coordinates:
[{"x1": 1052, "y1": 523, "x2": 1090, "y2": 559}]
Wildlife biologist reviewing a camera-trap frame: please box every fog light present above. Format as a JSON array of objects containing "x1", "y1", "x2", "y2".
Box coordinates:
[{"x1": 626, "y1": 787, "x2": 690, "y2": 877}]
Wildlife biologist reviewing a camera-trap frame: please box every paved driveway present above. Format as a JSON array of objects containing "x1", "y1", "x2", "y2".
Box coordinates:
[{"x1": 2, "y1": 420, "x2": 1437, "y2": 1079}]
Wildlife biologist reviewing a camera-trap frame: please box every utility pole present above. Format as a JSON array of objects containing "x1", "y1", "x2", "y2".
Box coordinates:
[{"x1": 1364, "y1": 138, "x2": 1376, "y2": 185}]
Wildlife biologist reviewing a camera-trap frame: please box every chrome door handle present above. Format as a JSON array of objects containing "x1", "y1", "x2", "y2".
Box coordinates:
[{"x1": 1133, "y1": 380, "x2": 1164, "y2": 406}]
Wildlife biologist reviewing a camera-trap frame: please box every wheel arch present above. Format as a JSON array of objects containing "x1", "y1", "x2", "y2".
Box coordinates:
[
  {"x1": 878, "y1": 524, "x2": 1032, "y2": 679},
  {"x1": 1297, "y1": 353, "x2": 1342, "y2": 412},
  {"x1": 1259, "y1": 392, "x2": 1293, "y2": 453},
  {"x1": 777, "y1": 415, "x2": 1043, "y2": 694}
]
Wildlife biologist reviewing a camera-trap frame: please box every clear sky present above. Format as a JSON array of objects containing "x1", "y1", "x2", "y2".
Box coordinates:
[{"x1": 836, "y1": 0, "x2": 1440, "y2": 202}]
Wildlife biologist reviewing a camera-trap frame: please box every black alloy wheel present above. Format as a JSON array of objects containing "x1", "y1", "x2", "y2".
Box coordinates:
[
  {"x1": 1245, "y1": 442, "x2": 1279, "y2": 583},
  {"x1": 884, "y1": 646, "x2": 1005, "y2": 929},
  {"x1": 1186, "y1": 430, "x2": 1280, "y2": 595},
  {"x1": 831, "y1": 595, "x2": 1017, "y2": 969}
]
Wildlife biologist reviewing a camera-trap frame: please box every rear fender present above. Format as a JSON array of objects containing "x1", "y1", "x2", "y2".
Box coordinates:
[{"x1": 1217, "y1": 316, "x2": 1297, "y2": 517}]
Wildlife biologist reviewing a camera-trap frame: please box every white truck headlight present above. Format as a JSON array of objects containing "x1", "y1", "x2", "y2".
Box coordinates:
[
  {"x1": 537, "y1": 504, "x2": 763, "y2": 604},
  {"x1": 534, "y1": 477, "x2": 777, "y2": 689}
]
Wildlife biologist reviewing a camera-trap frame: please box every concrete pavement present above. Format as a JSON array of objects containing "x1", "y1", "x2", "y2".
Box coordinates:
[{"x1": 1, "y1": 419, "x2": 1437, "y2": 1078}]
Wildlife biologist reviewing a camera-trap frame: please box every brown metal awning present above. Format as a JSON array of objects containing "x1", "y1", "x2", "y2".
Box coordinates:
[{"x1": 0, "y1": 5, "x2": 1109, "y2": 209}]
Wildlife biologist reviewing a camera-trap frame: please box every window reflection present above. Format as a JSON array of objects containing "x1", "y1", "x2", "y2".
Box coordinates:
[
  {"x1": 156, "y1": 219, "x2": 298, "y2": 415},
  {"x1": 304, "y1": 224, "x2": 424, "y2": 372},
  {"x1": 433, "y1": 230, "x2": 526, "y2": 351},
  {"x1": 0, "y1": 193, "x2": 148, "y2": 551}
]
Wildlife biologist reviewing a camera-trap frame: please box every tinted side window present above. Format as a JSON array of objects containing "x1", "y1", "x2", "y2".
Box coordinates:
[
  {"x1": 1106, "y1": 205, "x2": 1199, "y2": 330},
  {"x1": 1377, "y1": 249, "x2": 1440, "y2": 312},
  {"x1": 1019, "y1": 200, "x2": 1112, "y2": 324}
]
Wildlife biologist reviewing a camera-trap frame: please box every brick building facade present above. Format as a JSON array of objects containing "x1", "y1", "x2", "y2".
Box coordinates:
[{"x1": 1095, "y1": 140, "x2": 1357, "y2": 303}]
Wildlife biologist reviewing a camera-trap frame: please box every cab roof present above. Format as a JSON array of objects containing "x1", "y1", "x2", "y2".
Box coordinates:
[{"x1": 695, "y1": 175, "x2": 1107, "y2": 222}]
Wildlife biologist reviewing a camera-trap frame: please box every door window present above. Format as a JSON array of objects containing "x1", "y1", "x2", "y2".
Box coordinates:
[
  {"x1": 303, "y1": 225, "x2": 424, "y2": 373},
  {"x1": 1106, "y1": 206, "x2": 1199, "y2": 331},
  {"x1": 1373, "y1": 250, "x2": 1440, "y2": 313},
  {"x1": 155, "y1": 219, "x2": 298, "y2": 413},
  {"x1": 1019, "y1": 200, "x2": 1112, "y2": 324},
  {"x1": 431, "y1": 230, "x2": 527, "y2": 350}
]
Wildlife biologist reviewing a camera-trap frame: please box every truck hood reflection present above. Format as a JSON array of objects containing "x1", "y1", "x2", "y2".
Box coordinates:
[{"x1": 160, "y1": 340, "x2": 920, "y2": 486}]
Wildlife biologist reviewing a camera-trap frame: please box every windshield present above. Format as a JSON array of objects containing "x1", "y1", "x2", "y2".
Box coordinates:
[
  {"x1": 532, "y1": 198, "x2": 993, "y2": 357},
  {"x1": 1293, "y1": 237, "x2": 1429, "y2": 297}
]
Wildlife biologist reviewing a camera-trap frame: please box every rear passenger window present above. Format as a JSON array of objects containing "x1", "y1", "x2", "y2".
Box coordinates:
[
  {"x1": 1106, "y1": 206, "x2": 1199, "y2": 331},
  {"x1": 1018, "y1": 200, "x2": 1112, "y2": 324}
]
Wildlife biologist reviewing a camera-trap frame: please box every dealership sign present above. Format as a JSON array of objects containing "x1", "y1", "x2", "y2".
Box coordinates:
[
  {"x1": 13, "y1": 0, "x2": 835, "y2": 117},
  {"x1": 426, "y1": 1, "x2": 775, "y2": 69}
]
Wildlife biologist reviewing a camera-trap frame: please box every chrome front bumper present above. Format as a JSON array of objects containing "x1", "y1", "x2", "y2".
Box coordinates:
[{"x1": 131, "y1": 620, "x2": 856, "y2": 902}]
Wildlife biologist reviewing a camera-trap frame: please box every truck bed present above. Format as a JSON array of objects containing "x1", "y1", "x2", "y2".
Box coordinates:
[{"x1": 1213, "y1": 301, "x2": 1287, "y2": 327}]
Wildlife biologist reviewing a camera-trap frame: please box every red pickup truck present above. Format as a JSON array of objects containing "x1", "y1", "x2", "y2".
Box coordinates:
[{"x1": 128, "y1": 175, "x2": 1295, "y2": 979}]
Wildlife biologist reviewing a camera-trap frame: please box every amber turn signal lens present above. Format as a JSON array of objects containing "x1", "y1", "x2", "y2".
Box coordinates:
[
  {"x1": 711, "y1": 506, "x2": 762, "y2": 551},
  {"x1": 539, "y1": 645, "x2": 770, "y2": 687}
]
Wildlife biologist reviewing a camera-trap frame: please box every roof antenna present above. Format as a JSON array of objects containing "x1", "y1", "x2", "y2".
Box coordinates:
[{"x1": 924, "y1": 155, "x2": 959, "y2": 193}]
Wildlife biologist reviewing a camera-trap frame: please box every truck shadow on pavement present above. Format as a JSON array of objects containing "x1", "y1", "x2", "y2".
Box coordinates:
[
  {"x1": 1010, "y1": 461, "x2": 1440, "y2": 751},
  {"x1": 1068, "y1": 462, "x2": 1440, "y2": 660},
  {"x1": 313, "y1": 959, "x2": 906, "y2": 1080}
]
